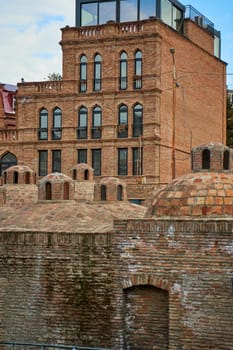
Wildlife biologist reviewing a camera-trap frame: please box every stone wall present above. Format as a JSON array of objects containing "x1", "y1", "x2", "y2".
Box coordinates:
[
  {"x1": 0, "y1": 219, "x2": 232, "y2": 349},
  {"x1": 0, "y1": 185, "x2": 38, "y2": 208},
  {"x1": 75, "y1": 181, "x2": 95, "y2": 201}
]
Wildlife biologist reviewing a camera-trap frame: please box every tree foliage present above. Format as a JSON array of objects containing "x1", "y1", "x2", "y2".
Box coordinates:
[
  {"x1": 46, "y1": 72, "x2": 62, "y2": 81},
  {"x1": 227, "y1": 96, "x2": 233, "y2": 146}
]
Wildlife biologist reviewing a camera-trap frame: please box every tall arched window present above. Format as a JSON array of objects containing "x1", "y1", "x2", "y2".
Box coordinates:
[
  {"x1": 77, "y1": 106, "x2": 88, "y2": 139},
  {"x1": 92, "y1": 106, "x2": 102, "y2": 139},
  {"x1": 133, "y1": 103, "x2": 143, "y2": 137},
  {"x1": 134, "y1": 50, "x2": 142, "y2": 89},
  {"x1": 52, "y1": 108, "x2": 62, "y2": 140},
  {"x1": 223, "y1": 150, "x2": 230, "y2": 170},
  {"x1": 202, "y1": 149, "x2": 210, "y2": 170},
  {"x1": 118, "y1": 104, "x2": 128, "y2": 138},
  {"x1": 80, "y1": 54, "x2": 87, "y2": 92},
  {"x1": 0, "y1": 152, "x2": 17, "y2": 176},
  {"x1": 93, "y1": 54, "x2": 102, "y2": 91},
  {"x1": 119, "y1": 51, "x2": 128, "y2": 90},
  {"x1": 38, "y1": 108, "x2": 48, "y2": 140}
]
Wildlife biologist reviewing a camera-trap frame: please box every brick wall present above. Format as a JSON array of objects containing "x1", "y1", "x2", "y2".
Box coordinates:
[{"x1": 0, "y1": 219, "x2": 232, "y2": 349}]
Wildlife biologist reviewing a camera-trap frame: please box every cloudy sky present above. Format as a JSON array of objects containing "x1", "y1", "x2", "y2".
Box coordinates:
[
  {"x1": 0, "y1": 0, "x2": 75, "y2": 84},
  {"x1": 0, "y1": 0, "x2": 232, "y2": 87}
]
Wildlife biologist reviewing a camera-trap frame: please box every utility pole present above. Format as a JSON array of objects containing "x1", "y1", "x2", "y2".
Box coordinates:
[{"x1": 170, "y1": 48, "x2": 178, "y2": 179}]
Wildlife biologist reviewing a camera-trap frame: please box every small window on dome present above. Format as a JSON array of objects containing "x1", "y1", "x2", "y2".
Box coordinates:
[
  {"x1": 64, "y1": 182, "x2": 70, "y2": 200},
  {"x1": 25, "y1": 172, "x2": 30, "y2": 184},
  {"x1": 13, "y1": 171, "x2": 18, "y2": 184},
  {"x1": 202, "y1": 149, "x2": 210, "y2": 170},
  {"x1": 117, "y1": 185, "x2": 123, "y2": 201},
  {"x1": 46, "y1": 182, "x2": 52, "y2": 200},
  {"x1": 84, "y1": 169, "x2": 89, "y2": 180},
  {"x1": 101, "y1": 185, "x2": 107, "y2": 201},
  {"x1": 223, "y1": 150, "x2": 230, "y2": 170},
  {"x1": 72, "y1": 169, "x2": 77, "y2": 180}
]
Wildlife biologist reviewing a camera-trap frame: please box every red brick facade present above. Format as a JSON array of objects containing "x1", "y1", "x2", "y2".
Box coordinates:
[{"x1": 0, "y1": 18, "x2": 226, "y2": 202}]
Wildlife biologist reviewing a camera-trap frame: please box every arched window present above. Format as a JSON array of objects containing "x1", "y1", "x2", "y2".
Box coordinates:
[
  {"x1": 25, "y1": 172, "x2": 30, "y2": 184},
  {"x1": 52, "y1": 108, "x2": 62, "y2": 140},
  {"x1": 0, "y1": 152, "x2": 17, "y2": 176},
  {"x1": 117, "y1": 185, "x2": 123, "y2": 201},
  {"x1": 63, "y1": 182, "x2": 69, "y2": 200},
  {"x1": 92, "y1": 106, "x2": 102, "y2": 139},
  {"x1": 118, "y1": 104, "x2": 128, "y2": 138},
  {"x1": 72, "y1": 169, "x2": 77, "y2": 180},
  {"x1": 38, "y1": 108, "x2": 48, "y2": 140},
  {"x1": 84, "y1": 169, "x2": 89, "y2": 180},
  {"x1": 77, "y1": 106, "x2": 88, "y2": 139},
  {"x1": 202, "y1": 149, "x2": 210, "y2": 170},
  {"x1": 80, "y1": 55, "x2": 87, "y2": 92},
  {"x1": 223, "y1": 150, "x2": 230, "y2": 170},
  {"x1": 119, "y1": 51, "x2": 128, "y2": 90},
  {"x1": 13, "y1": 171, "x2": 18, "y2": 184},
  {"x1": 101, "y1": 185, "x2": 107, "y2": 201},
  {"x1": 133, "y1": 103, "x2": 143, "y2": 137},
  {"x1": 45, "y1": 182, "x2": 52, "y2": 200},
  {"x1": 93, "y1": 54, "x2": 102, "y2": 91},
  {"x1": 134, "y1": 50, "x2": 142, "y2": 89}
]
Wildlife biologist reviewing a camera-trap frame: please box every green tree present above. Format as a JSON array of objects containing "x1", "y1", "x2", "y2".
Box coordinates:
[
  {"x1": 227, "y1": 96, "x2": 233, "y2": 146},
  {"x1": 46, "y1": 72, "x2": 62, "y2": 81}
]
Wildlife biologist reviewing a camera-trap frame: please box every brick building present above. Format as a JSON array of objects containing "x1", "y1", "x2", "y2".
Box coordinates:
[
  {"x1": 0, "y1": 142, "x2": 232, "y2": 349},
  {"x1": 0, "y1": 83, "x2": 17, "y2": 129},
  {"x1": 0, "y1": 0, "x2": 226, "y2": 203}
]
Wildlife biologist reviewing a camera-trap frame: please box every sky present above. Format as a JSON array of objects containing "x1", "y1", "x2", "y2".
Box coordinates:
[{"x1": 0, "y1": 0, "x2": 232, "y2": 87}]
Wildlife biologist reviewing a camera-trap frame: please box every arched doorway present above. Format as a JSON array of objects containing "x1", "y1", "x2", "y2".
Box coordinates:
[
  {"x1": 124, "y1": 285, "x2": 169, "y2": 349},
  {"x1": 0, "y1": 152, "x2": 17, "y2": 176}
]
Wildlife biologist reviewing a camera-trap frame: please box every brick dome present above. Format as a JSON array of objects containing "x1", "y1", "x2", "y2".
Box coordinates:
[
  {"x1": 96, "y1": 177, "x2": 127, "y2": 201},
  {"x1": 3, "y1": 164, "x2": 36, "y2": 184},
  {"x1": 39, "y1": 172, "x2": 73, "y2": 184},
  {"x1": 39, "y1": 172, "x2": 74, "y2": 201},
  {"x1": 147, "y1": 172, "x2": 233, "y2": 218},
  {"x1": 148, "y1": 143, "x2": 233, "y2": 218}
]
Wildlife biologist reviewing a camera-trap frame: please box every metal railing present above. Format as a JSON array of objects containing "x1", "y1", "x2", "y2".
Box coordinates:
[{"x1": 0, "y1": 342, "x2": 110, "y2": 350}]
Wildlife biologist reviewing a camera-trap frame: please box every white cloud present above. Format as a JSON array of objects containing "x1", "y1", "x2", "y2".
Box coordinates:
[{"x1": 0, "y1": 0, "x2": 75, "y2": 84}]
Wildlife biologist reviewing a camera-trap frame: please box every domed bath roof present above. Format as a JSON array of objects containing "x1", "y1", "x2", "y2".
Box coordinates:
[
  {"x1": 39, "y1": 172, "x2": 73, "y2": 184},
  {"x1": 147, "y1": 171, "x2": 233, "y2": 218}
]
